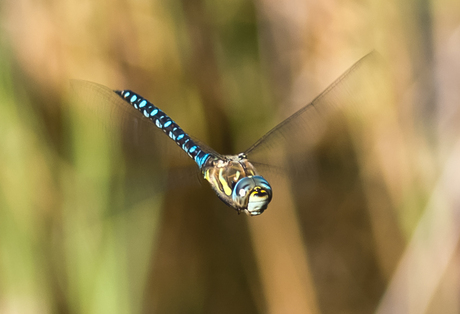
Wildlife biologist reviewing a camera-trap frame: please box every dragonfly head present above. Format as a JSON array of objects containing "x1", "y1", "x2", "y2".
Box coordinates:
[{"x1": 232, "y1": 176, "x2": 272, "y2": 216}]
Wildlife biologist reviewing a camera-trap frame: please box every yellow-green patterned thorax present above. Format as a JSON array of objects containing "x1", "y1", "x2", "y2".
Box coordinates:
[{"x1": 202, "y1": 153, "x2": 272, "y2": 216}]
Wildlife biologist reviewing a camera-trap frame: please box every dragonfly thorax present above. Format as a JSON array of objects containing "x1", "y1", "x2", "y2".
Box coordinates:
[{"x1": 202, "y1": 154, "x2": 272, "y2": 216}]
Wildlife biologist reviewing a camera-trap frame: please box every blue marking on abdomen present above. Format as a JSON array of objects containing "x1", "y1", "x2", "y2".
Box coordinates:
[
  {"x1": 182, "y1": 138, "x2": 190, "y2": 151},
  {"x1": 115, "y1": 88, "x2": 210, "y2": 169},
  {"x1": 195, "y1": 153, "x2": 210, "y2": 169},
  {"x1": 150, "y1": 108, "x2": 158, "y2": 116}
]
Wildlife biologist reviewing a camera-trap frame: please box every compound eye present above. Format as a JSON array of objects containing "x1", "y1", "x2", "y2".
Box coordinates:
[
  {"x1": 247, "y1": 186, "x2": 272, "y2": 216},
  {"x1": 232, "y1": 176, "x2": 272, "y2": 215}
]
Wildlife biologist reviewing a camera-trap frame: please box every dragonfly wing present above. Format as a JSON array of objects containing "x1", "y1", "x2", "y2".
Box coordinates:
[
  {"x1": 244, "y1": 52, "x2": 387, "y2": 178},
  {"x1": 69, "y1": 80, "x2": 202, "y2": 196},
  {"x1": 70, "y1": 80, "x2": 196, "y2": 165},
  {"x1": 243, "y1": 53, "x2": 396, "y2": 312}
]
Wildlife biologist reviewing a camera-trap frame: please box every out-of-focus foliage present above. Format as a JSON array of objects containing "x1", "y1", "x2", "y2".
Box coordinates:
[{"x1": 0, "y1": 0, "x2": 459, "y2": 313}]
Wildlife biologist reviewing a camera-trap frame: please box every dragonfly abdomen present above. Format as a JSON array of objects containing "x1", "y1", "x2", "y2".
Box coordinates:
[{"x1": 115, "y1": 89, "x2": 210, "y2": 169}]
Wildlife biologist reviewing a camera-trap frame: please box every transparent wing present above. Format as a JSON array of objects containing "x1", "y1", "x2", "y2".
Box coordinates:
[
  {"x1": 69, "y1": 80, "x2": 202, "y2": 191},
  {"x1": 71, "y1": 80, "x2": 220, "y2": 161},
  {"x1": 242, "y1": 53, "x2": 394, "y2": 310},
  {"x1": 244, "y1": 52, "x2": 387, "y2": 178}
]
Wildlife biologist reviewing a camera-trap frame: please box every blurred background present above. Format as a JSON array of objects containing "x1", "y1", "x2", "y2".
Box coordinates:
[{"x1": 0, "y1": 0, "x2": 459, "y2": 313}]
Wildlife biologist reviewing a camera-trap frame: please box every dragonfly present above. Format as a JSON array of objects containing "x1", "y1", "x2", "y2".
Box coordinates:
[{"x1": 71, "y1": 52, "x2": 383, "y2": 216}]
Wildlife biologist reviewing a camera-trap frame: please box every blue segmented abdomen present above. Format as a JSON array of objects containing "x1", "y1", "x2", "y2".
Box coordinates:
[{"x1": 115, "y1": 89, "x2": 210, "y2": 169}]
